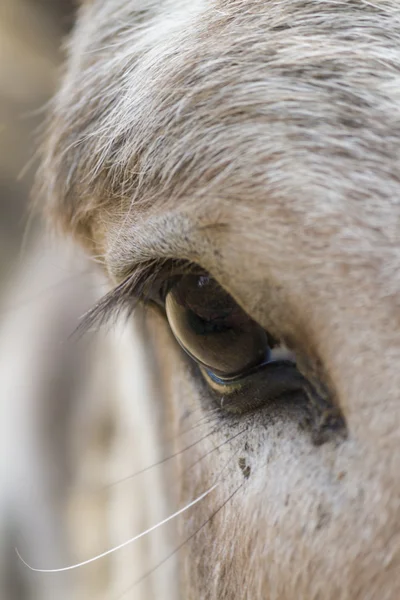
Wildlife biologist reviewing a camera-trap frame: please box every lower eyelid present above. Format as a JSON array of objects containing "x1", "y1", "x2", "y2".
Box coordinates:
[
  {"x1": 203, "y1": 343, "x2": 296, "y2": 388},
  {"x1": 201, "y1": 361, "x2": 307, "y2": 416},
  {"x1": 201, "y1": 358, "x2": 304, "y2": 393}
]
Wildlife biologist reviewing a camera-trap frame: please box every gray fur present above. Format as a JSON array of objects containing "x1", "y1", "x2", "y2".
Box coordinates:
[{"x1": 33, "y1": 1, "x2": 400, "y2": 598}]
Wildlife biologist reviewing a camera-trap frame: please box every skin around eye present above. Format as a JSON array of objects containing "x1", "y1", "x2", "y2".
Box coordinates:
[{"x1": 164, "y1": 274, "x2": 270, "y2": 378}]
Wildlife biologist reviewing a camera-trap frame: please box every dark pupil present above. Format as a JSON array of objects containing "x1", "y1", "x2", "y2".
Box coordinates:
[{"x1": 165, "y1": 274, "x2": 270, "y2": 378}]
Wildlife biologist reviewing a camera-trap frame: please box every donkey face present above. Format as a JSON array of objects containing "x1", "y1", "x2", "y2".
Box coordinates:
[{"x1": 40, "y1": 1, "x2": 400, "y2": 598}]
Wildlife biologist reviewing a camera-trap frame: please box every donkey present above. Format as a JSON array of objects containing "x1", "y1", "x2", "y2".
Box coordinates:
[{"x1": 4, "y1": 1, "x2": 400, "y2": 599}]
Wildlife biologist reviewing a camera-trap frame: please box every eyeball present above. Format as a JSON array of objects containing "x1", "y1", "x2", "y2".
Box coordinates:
[{"x1": 165, "y1": 274, "x2": 270, "y2": 379}]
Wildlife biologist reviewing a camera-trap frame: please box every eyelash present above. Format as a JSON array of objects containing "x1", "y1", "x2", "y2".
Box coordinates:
[{"x1": 75, "y1": 259, "x2": 201, "y2": 337}]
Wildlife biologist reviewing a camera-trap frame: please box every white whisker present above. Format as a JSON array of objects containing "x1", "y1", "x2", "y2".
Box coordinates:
[{"x1": 16, "y1": 483, "x2": 218, "y2": 574}]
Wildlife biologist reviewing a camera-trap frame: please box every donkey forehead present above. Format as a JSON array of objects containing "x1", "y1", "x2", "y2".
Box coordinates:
[{"x1": 46, "y1": 0, "x2": 400, "y2": 279}]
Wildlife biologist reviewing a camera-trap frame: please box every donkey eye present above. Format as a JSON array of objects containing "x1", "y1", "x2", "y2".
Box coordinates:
[
  {"x1": 165, "y1": 274, "x2": 271, "y2": 379},
  {"x1": 162, "y1": 272, "x2": 343, "y2": 433}
]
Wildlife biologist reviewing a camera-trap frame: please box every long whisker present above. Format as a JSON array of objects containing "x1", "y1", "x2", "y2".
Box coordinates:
[
  {"x1": 115, "y1": 439, "x2": 244, "y2": 598},
  {"x1": 104, "y1": 427, "x2": 220, "y2": 489},
  {"x1": 184, "y1": 427, "x2": 248, "y2": 474},
  {"x1": 15, "y1": 484, "x2": 218, "y2": 574},
  {"x1": 180, "y1": 403, "x2": 221, "y2": 422},
  {"x1": 117, "y1": 482, "x2": 244, "y2": 600},
  {"x1": 175, "y1": 408, "x2": 223, "y2": 439}
]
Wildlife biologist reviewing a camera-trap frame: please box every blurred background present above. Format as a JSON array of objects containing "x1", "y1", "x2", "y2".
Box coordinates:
[
  {"x1": 0, "y1": 6, "x2": 175, "y2": 600},
  {"x1": 0, "y1": 0, "x2": 75, "y2": 285},
  {"x1": 0, "y1": 2, "x2": 77, "y2": 598}
]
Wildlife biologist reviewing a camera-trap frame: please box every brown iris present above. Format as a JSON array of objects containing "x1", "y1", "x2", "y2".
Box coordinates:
[{"x1": 165, "y1": 274, "x2": 270, "y2": 379}]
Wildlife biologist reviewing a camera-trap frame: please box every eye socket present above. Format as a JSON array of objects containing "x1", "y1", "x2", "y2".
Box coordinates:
[
  {"x1": 165, "y1": 274, "x2": 271, "y2": 380},
  {"x1": 160, "y1": 269, "x2": 345, "y2": 438}
]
